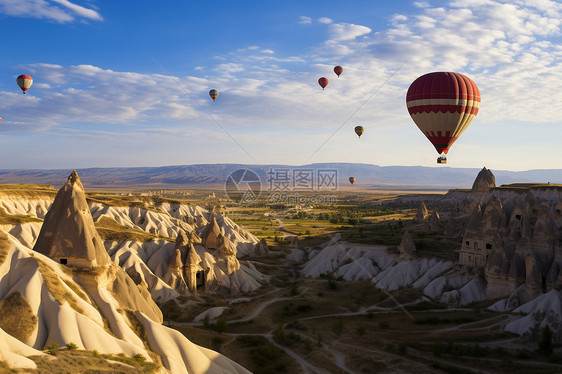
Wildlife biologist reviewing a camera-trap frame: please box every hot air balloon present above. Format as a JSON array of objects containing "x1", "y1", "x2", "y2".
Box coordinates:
[
  {"x1": 318, "y1": 77, "x2": 328, "y2": 90},
  {"x1": 209, "y1": 89, "x2": 219, "y2": 102},
  {"x1": 334, "y1": 66, "x2": 343, "y2": 77},
  {"x1": 349, "y1": 177, "x2": 356, "y2": 184},
  {"x1": 17, "y1": 75, "x2": 33, "y2": 94},
  {"x1": 354, "y1": 126, "x2": 364, "y2": 138},
  {"x1": 406, "y1": 72, "x2": 480, "y2": 164}
]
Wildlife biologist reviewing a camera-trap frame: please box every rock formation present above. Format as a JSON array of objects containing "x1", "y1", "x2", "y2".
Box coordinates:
[
  {"x1": 216, "y1": 234, "x2": 240, "y2": 276},
  {"x1": 398, "y1": 230, "x2": 416, "y2": 262},
  {"x1": 33, "y1": 170, "x2": 110, "y2": 268},
  {"x1": 202, "y1": 216, "x2": 222, "y2": 249},
  {"x1": 184, "y1": 243, "x2": 203, "y2": 291},
  {"x1": 457, "y1": 183, "x2": 562, "y2": 303},
  {"x1": 471, "y1": 167, "x2": 495, "y2": 192},
  {"x1": 162, "y1": 248, "x2": 189, "y2": 294},
  {"x1": 254, "y1": 238, "x2": 269, "y2": 256},
  {"x1": 428, "y1": 210, "x2": 441, "y2": 230},
  {"x1": 415, "y1": 201, "x2": 429, "y2": 223}
]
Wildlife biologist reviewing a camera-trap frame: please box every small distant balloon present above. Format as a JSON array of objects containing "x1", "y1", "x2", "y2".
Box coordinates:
[
  {"x1": 354, "y1": 126, "x2": 364, "y2": 138},
  {"x1": 349, "y1": 177, "x2": 356, "y2": 184},
  {"x1": 334, "y1": 66, "x2": 343, "y2": 77},
  {"x1": 318, "y1": 77, "x2": 328, "y2": 90},
  {"x1": 17, "y1": 75, "x2": 33, "y2": 94},
  {"x1": 209, "y1": 89, "x2": 219, "y2": 102}
]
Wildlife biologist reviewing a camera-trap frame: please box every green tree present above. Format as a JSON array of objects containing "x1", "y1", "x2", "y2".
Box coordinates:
[
  {"x1": 538, "y1": 325, "x2": 553, "y2": 356},
  {"x1": 215, "y1": 317, "x2": 228, "y2": 334},
  {"x1": 43, "y1": 342, "x2": 59, "y2": 356},
  {"x1": 203, "y1": 314, "x2": 210, "y2": 328}
]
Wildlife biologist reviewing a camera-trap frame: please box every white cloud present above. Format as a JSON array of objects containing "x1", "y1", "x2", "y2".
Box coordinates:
[
  {"x1": 413, "y1": 1, "x2": 430, "y2": 7},
  {"x1": 318, "y1": 17, "x2": 332, "y2": 24},
  {"x1": 327, "y1": 23, "x2": 372, "y2": 41},
  {"x1": 298, "y1": 16, "x2": 312, "y2": 24},
  {"x1": 51, "y1": 0, "x2": 102, "y2": 20},
  {"x1": 0, "y1": 0, "x2": 102, "y2": 22}
]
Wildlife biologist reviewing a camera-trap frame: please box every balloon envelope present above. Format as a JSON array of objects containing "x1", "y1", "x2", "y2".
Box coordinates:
[
  {"x1": 349, "y1": 177, "x2": 355, "y2": 184},
  {"x1": 209, "y1": 89, "x2": 219, "y2": 101},
  {"x1": 354, "y1": 126, "x2": 364, "y2": 137},
  {"x1": 318, "y1": 77, "x2": 328, "y2": 90},
  {"x1": 334, "y1": 66, "x2": 343, "y2": 77},
  {"x1": 16, "y1": 75, "x2": 33, "y2": 94},
  {"x1": 406, "y1": 72, "x2": 480, "y2": 154}
]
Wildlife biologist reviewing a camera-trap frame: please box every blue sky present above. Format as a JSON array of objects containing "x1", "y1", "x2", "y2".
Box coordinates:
[{"x1": 0, "y1": 0, "x2": 561, "y2": 171}]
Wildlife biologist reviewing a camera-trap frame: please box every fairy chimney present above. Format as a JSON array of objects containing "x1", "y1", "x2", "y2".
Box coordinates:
[
  {"x1": 415, "y1": 201, "x2": 429, "y2": 223},
  {"x1": 184, "y1": 243, "x2": 203, "y2": 291},
  {"x1": 33, "y1": 170, "x2": 110, "y2": 268},
  {"x1": 472, "y1": 167, "x2": 496, "y2": 192},
  {"x1": 398, "y1": 230, "x2": 416, "y2": 262},
  {"x1": 202, "y1": 216, "x2": 222, "y2": 249}
]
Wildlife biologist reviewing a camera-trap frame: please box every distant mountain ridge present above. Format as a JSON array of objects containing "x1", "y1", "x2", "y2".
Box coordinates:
[{"x1": 1, "y1": 163, "x2": 562, "y2": 189}]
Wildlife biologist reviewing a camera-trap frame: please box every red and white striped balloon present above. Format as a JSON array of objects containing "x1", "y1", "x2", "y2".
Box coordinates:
[
  {"x1": 16, "y1": 75, "x2": 33, "y2": 94},
  {"x1": 406, "y1": 72, "x2": 480, "y2": 155}
]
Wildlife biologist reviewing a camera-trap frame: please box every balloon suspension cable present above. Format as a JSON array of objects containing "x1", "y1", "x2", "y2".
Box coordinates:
[
  {"x1": 150, "y1": 55, "x2": 256, "y2": 163},
  {"x1": 306, "y1": 55, "x2": 412, "y2": 162}
]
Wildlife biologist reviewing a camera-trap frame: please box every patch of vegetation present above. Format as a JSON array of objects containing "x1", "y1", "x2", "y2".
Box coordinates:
[
  {"x1": 0, "y1": 184, "x2": 56, "y2": 198},
  {"x1": 0, "y1": 231, "x2": 9, "y2": 267},
  {"x1": 214, "y1": 316, "x2": 228, "y2": 334},
  {"x1": 34, "y1": 258, "x2": 84, "y2": 314},
  {"x1": 538, "y1": 325, "x2": 553, "y2": 356},
  {"x1": 0, "y1": 207, "x2": 43, "y2": 225},
  {"x1": 61, "y1": 279, "x2": 90, "y2": 304},
  {"x1": 278, "y1": 302, "x2": 314, "y2": 318},
  {"x1": 29, "y1": 349, "x2": 161, "y2": 373},
  {"x1": 43, "y1": 341, "x2": 59, "y2": 356},
  {"x1": 86, "y1": 193, "x2": 181, "y2": 213},
  {"x1": 95, "y1": 216, "x2": 172, "y2": 243},
  {"x1": 432, "y1": 341, "x2": 491, "y2": 358},
  {"x1": 125, "y1": 310, "x2": 147, "y2": 344},
  {"x1": 404, "y1": 301, "x2": 447, "y2": 312},
  {"x1": 250, "y1": 344, "x2": 286, "y2": 374},
  {"x1": 414, "y1": 316, "x2": 477, "y2": 325},
  {"x1": 65, "y1": 342, "x2": 78, "y2": 350},
  {"x1": 273, "y1": 325, "x2": 302, "y2": 347},
  {"x1": 0, "y1": 292, "x2": 37, "y2": 342}
]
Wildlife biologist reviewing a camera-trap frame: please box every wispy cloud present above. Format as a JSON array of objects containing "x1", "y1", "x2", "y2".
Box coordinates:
[
  {"x1": 298, "y1": 15, "x2": 312, "y2": 24},
  {"x1": 0, "y1": 0, "x2": 102, "y2": 22},
  {"x1": 318, "y1": 17, "x2": 332, "y2": 24}
]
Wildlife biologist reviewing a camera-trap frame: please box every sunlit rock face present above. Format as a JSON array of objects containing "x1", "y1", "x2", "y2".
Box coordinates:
[
  {"x1": 472, "y1": 167, "x2": 496, "y2": 192},
  {"x1": 33, "y1": 170, "x2": 111, "y2": 268}
]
